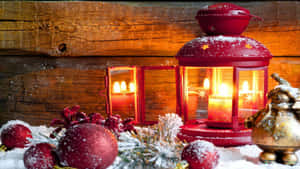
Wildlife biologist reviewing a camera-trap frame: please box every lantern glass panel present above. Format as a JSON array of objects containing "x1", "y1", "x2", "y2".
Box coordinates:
[
  {"x1": 144, "y1": 69, "x2": 176, "y2": 122},
  {"x1": 185, "y1": 67, "x2": 233, "y2": 122},
  {"x1": 109, "y1": 68, "x2": 136, "y2": 119},
  {"x1": 238, "y1": 70, "x2": 265, "y2": 122}
]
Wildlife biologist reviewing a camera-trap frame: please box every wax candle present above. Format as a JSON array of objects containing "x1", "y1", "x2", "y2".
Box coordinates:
[
  {"x1": 208, "y1": 95, "x2": 232, "y2": 122},
  {"x1": 208, "y1": 83, "x2": 232, "y2": 122},
  {"x1": 111, "y1": 81, "x2": 136, "y2": 115},
  {"x1": 239, "y1": 81, "x2": 255, "y2": 120}
]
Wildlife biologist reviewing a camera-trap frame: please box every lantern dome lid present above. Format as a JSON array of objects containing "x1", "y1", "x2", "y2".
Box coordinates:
[
  {"x1": 195, "y1": 3, "x2": 261, "y2": 35},
  {"x1": 197, "y1": 3, "x2": 250, "y2": 17},
  {"x1": 175, "y1": 35, "x2": 272, "y2": 67}
]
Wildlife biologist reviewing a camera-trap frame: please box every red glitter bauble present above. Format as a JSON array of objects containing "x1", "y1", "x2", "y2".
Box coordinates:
[
  {"x1": 23, "y1": 143, "x2": 57, "y2": 169},
  {"x1": 1, "y1": 124, "x2": 32, "y2": 149},
  {"x1": 58, "y1": 123, "x2": 118, "y2": 169},
  {"x1": 181, "y1": 140, "x2": 219, "y2": 169}
]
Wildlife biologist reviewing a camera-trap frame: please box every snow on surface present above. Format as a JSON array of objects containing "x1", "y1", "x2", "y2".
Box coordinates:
[
  {"x1": 0, "y1": 120, "x2": 32, "y2": 134},
  {"x1": 186, "y1": 35, "x2": 261, "y2": 48},
  {"x1": 1, "y1": 123, "x2": 300, "y2": 169}
]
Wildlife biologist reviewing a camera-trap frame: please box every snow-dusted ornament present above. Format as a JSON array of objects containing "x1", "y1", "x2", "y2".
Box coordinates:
[
  {"x1": 0, "y1": 120, "x2": 32, "y2": 150},
  {"x1": 57, "y1": 123, "x2": 118, "y2": 169},
  {"x1": 23, "y1": 143, "x2": 57, "y2": 169},
  {"x1": 181, "y1": 140, "x2": 219, "y2": 169}
]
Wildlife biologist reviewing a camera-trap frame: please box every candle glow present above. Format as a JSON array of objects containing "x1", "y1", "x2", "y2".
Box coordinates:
[
  {"x1": 208, "y1": 83, "x2": 233, "y2": 122},
  {"x1": 129, "y1": 82, "x2": 135, "y2": 92},
  {"x1": 120, "y1": 81, "x2": 127, "y2": 92},
  {"x1": 113, "y1": 82, "x2": 121, "y2": 93},
  {"x1": 218, "y1": 83, "x2": 231, "y2": 97},
  {"x1": 242, "y1": 81, "x2": 249, "y2": 93},
  {"x1": 203, "y1": 78, "x2": 210, "y2": 90},
  {"x1": 113, "y1": 81, "x2": 135, "y2": 94}
]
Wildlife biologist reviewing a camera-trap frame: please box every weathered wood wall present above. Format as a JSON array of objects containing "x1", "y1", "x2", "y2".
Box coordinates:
[
  {"x1": 0, "y1": 56, "x2": 299, "y2": 126},
  {"x1": 0, "y1": 1, "x2": 299, "y2": 57}
]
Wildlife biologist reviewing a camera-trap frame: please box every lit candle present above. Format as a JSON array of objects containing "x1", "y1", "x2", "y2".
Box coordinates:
[
  {"x1": 239, "y1": 81, "x2": 254, "y2": 120},
  {"x1": 111, "y1": 81, "x2": 135, "y2": 114},
  {"x1": 203, "y1": 78, "x2": 210, "y2": 90},
  {"x1": 208, "y1": 83, "x2": 232, "y2": 122},
  {"x1": 129, "y1": 82, "x2": 135, "y2": 92},
  {"x1": 242, "y1": 81, "x2": 249, "y2": 93},
  {"x1": 120, "y1": 81, "x2": 127, "y2": 92},
  {"x1": 113, "y1": 81, "x2": 121, "y2": 93}
]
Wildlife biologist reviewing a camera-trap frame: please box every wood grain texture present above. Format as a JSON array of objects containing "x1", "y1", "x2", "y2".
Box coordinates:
[{"x1": 0, "y1": 1, "x2": 299, "y2": 57}]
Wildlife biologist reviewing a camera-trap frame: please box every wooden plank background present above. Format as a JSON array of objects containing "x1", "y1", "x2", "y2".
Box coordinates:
[{"x1": 0, "y1": 1, "x2": 299, "y2": 57}]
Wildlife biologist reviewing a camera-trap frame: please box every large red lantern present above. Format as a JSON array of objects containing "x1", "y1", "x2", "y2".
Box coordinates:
[{"x1": 176, "y1": 3, "x2": 272, "y2": 146}]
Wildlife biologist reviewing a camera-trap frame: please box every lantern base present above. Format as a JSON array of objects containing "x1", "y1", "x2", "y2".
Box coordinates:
[{"x1": 178, "y1": 123, "x2": 252, "y2": 147}]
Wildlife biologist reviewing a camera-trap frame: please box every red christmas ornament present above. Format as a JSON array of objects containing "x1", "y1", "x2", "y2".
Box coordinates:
[
  {"x1": 181, "y1": 140, "x2": 219, "y2": 169},
  {"x1": 58, "y1": 123, "x2": 118, "y2": 169},
  {"x1": 1, "y1": 123, "x2": 32, "y2": 149},
  {"x1": 23, "y1": 143, "x2": 57, "y2": 169}
]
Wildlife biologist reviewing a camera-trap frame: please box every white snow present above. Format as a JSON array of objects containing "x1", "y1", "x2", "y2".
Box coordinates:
[
  {"x1": 189, "y1": 35, "x2": 260, "y2": 48},
  {"x1": 0, "y1": 120, "x2": 32, "y2": 134},
  {"x1": 275, "y1": 85, "x2": 299, "y2": 100},
  {"x1": 1, "y1": 122, "x2": 300, "y2": 169}
]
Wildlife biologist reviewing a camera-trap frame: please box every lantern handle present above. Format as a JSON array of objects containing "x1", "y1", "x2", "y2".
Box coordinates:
[{"x1": 238, "y1": 12, "x2": 263, "y2": 21}]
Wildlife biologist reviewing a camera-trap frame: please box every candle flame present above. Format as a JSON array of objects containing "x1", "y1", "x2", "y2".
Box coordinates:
[
  {"x1": 129, "y1": 82, "x2": 135, "y2": 92},
  {"x1": 242, "y1": 81, "x2": 249, "y2": 92},
  {"x1": 219, "y1": 83, "x2": 231, "y2": 97},
  {"x1": 120, "y1": 81, "x2": 127, "y2": 92},
  {"x1": 113, "y1": 81, "x2": 121, "y2": 93},
  {"x1": 203, "y1": 78, "x2": 210, "y2": 89}
]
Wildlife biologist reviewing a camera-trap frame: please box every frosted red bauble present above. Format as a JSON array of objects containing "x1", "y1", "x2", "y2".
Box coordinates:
[
  {"x1": 58, "y1": 123, "x2": 118, "y2": 169},
  {"x1": 23, "y1": 143, "x2": 57, "y2": 169},
  {"x1": 181, "y1": 140, "x2": 219, "y2": 169},
  {"x1": 1, "y1": 124, "x2": 32, "y2": 149}
]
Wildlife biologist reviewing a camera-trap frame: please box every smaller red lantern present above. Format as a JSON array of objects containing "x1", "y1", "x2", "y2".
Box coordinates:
[
  {"x1": 176, "y1": 3, "x2": 272, "y2": 146},
  {"x1": 106, "y1": 66, "x2": 178, "y2": 125}
]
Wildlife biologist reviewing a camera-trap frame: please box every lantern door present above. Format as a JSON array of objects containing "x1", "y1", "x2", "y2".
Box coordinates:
[
  {"x1": 182, "y1": 66, "x2": 234, "y2": 128},
  {"x1": 141, "y1": 66, "x2": 178, "y2": 125},
  {"x1": 235, "y1": 67, "x2": 268, "y2": 125},
  {"x1": 106, "y1": 67, "x2": 138, "y2": 121}
]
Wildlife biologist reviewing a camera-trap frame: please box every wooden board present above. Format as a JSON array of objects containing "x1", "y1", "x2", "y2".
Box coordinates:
[{"x1": 0, "y1": 1, "x2": 299, "y2": 57}]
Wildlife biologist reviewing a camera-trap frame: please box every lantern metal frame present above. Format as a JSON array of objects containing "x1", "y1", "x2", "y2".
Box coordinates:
[
  {"x1": 106, "y1": 66, "x2": 180, "y2": 125},
  {"x1": 176, "y1": 64, "x2": 269, "y2": 146},
  {"x1": 179, "y1": 66, "x2": 268, "y2": 129}
]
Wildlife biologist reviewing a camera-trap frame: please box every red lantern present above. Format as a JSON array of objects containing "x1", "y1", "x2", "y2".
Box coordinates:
[
  {"x1": 176, "y1": 3, "x2": 272, "y2": 146},
  {"x1": 106, "y1": 66, "x2": 177, "y2": 125}
]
